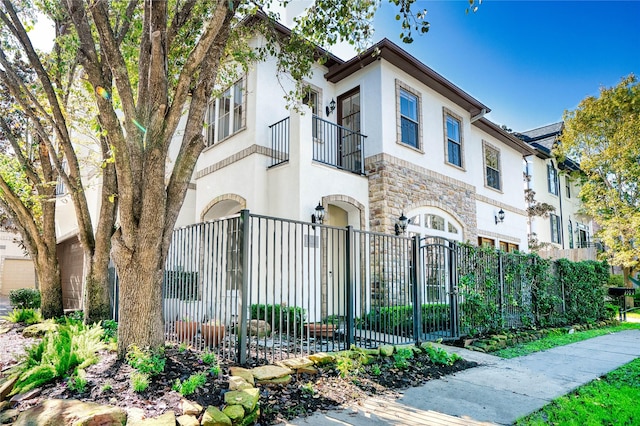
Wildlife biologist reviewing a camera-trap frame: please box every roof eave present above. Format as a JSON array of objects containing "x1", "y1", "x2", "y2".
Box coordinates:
[
  {"x1": 325, "y1": 39, "x2": 490, "y2": 116},
  {"x1": 473, "y1": 118, "x2": 537, "y2": 156}
]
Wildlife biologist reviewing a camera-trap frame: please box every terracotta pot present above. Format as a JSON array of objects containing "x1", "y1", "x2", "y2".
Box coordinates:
[
  {"x1": 202, "y1": 323, "x2": 225, "y2": 347},
  {"x1": 304, "y1": 323, "x2": 336, "y2": 337},
  {"x1": 175, "y1": 320, "x2": 198, "y2": 343}
]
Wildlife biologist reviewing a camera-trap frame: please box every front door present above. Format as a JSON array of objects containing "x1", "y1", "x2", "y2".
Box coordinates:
[{"x1": 337, "y1": 88, "x2": 361, "y2": 172}]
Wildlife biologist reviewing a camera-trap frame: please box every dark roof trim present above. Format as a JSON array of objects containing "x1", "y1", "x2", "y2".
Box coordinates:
[
  {"x1": 473, "y1": 118, "x2": 537, "y2": 156},
  {"x1": 324, "y1": 38, "x2": 490, "y2": 116}
]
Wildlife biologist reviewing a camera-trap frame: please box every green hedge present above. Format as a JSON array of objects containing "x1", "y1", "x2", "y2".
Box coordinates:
[
  {"x1": 250, "y1": 304, "x2": 306, "y2": 335},
  {"x1": 362, "y1": 304, "x2": 451, "y2": 336},
  {"x1": 556, "y1": 259, "x2": 609, "y2": 324},
  {"x1": 9, "y1": 288, "x2": 41, "y2": 309}
]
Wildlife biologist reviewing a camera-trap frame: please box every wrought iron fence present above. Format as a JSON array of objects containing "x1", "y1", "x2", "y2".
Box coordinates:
[
  {"x1": 110, "y1": 210, "x2": 582, "y2": 365},
  {"x1": 312, "y1": 116, "x2": 366, "y2": 175},
  {"x1": 269, "y1": 117, "x2": 289, "y2": 167}
]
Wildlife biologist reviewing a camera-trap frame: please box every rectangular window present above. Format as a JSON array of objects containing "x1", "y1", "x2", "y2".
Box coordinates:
[
  {"x1": 507, "y1": 243, "x2": 519, "y2": 252},
  {"x1": 446, "y1": 115, "x2": 462, "y2": 167},
  {"x1": 568, "y1": 220, "x2": 574, "y2": 249},
  {"x1": 484, "y1": 143, "x2": 501, "y2": 190},
  {"x1": 303, "y1": 87, "x2": 320, "y2": 139},
  {"x1": 547, "y1": 163, "x2": 558, "y2": 195},
  {"x1": 550, "y1": 214, "x2": 561, "y2": 244},
  {"x1": 478, "y1": 237, "x2": 495, "y2": 248},
  {"x1": 204, "y1": 77, "x2": 246, "y2": 146},
  {"x1": 565, "y1": 176, "x2": 571, "y2": 198},
  {"x1": 400, "y1": 89, "x2": 419, "y2": 148},
  {"x1": 499, "y1": 241, "x2": 508, "y2": 252}
]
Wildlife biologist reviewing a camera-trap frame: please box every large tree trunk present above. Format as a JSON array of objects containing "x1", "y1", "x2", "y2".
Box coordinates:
[
  {"x1": 37, "y1": 251, "x2": 63, "y2": 319},
  {"x1": 114, "y1": 240, "x2": 165, "y2": 356}
]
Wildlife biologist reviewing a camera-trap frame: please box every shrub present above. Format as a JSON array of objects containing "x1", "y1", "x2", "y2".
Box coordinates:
[
  {"x1": 9, "y1": 288, "x2": 41, "y2": 309},
  {"x1": 605, "y1": 303, "x2": 620, "y2": 319},
  {"x1": 67, "y1": 369, "x2": 88, "y2": 393},
  {"x1": 362, "y1": 304, "x2": 451, "y2": 336},
  {"x1": 172, "y1": 372, "x2": 207, "y2": 396},
  {"x1": 250, "y1": 304, "x2": 306, "y2": 335},
  {"x1": 126, "y1": 346, "x2": 165, "y2": 377},
  {"x1": 557, "y1": 259, "x2": 609, "y2": 324},
  {"x1": 130, "y1": 372, "x2": 149, "y2": 392},
  {"x1": 3, "y1": 308, "x2": 42, "y2": 325},
  {"x1": 608, "y1": 274, "x2": 624, "y2": 287},
  {"x1": 10, "y1": 323, "x2": 105, "y2": 395},
  {"x1": 101, "y1": 320, "x2": 117, "y2": 342}
]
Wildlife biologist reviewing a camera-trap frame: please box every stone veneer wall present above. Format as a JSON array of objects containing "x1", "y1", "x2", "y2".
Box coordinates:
[{"x1": 365, "y1": 153, "x2": 478, "y2": 243}]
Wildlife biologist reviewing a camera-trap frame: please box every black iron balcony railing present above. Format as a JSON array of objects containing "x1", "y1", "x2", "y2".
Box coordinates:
[{"x1": 268, "y1": 115, "x2": 366, "y2": 175}]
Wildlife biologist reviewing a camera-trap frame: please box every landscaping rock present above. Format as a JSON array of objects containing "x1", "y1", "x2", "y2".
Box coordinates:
[
  {"x1": 229, "y1": 367, "x2": 255, "y2": 386},
  {"x1": 202, "y1": 406, "x2": 232, "y2": 426},
  {"x1": 224, "y1": 388, "x2": 260, "y2": 412},
  {"x1": 256, "y1": 375, "x2": 292, "y2": 386},
  {"x1": 0, "y1": 401, "x2": 8, "y2": 411},
  {"x1": 0, "y1": 408, "x2": 18, "y2": 424},
  {"x1": 229, "y1": 376, "x2": 253, "y2": 391},
  {"x1": 176, "y1": 414, "x2": 200, "y2": 426},
  {"x1": 0, "y1": 376, "x2": 17, "y2": 401},
  {"x1": 380, "y1": 345, "x2": 394, "y2": 356},
  {"x1": 180, "y1": 399, "x2": 203, "y2": 416},
  {"x1": 250, "y1": 365, "x2": 291, "y2": 381},
  {"x1": 13, "y1": 399, "x2": 127, "y2": 426},
  {"x1": 127, "y1": 411, "x2": 175, "y2": 426},
  {"x1": 361, "y1": 348, "x2": 380, "y2": 356},
  {"x1": 247, "y1": 320, "x2": 271, "y2": 338},
  {"x1": 281, "y1": 357, "x2": 313, "y2": 370},
  {"x1": 223, "y1": 404, "x2": 245, "y2": 423},
  {"x1": 308, "y1": 352, "x2": 334, "y2": 365},
  {"x1": 125, "y1": 407, "x2": 145, "y2": 423},
  {"x1": 296, "y1": 366, "x2": 318, "y2": 375},
  {"x1": 0, "y1": 327, "x2": 10, "y2": 335},
  {"x1": 9, "y1": 387, "x2": 41, "y2": 405},
  {"x1": 22, "y1": 322, "x2": 57, "y2": 338}
]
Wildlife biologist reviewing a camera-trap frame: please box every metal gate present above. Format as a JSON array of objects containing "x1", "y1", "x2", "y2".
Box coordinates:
[{"x1": 417, "y1": 236, "x2": 460, "y2": 340}]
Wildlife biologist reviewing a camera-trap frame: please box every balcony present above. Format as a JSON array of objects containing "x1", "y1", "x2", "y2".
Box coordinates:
[{"x1": 269, "y1": 114, "x2": 366, "y2": 175}]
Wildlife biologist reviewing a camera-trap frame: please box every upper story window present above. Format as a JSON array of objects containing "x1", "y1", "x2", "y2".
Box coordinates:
[
  {"x1": 547, "y1": 163, "x2": 558, "y2": 195},
  {"x1": 205, "y1": 77, "x2": 246, "y2": 147},
  {"x1": 302, "y1": 84, "x2": 321, "y2": 139},
  {"x1": 483, "y1": 142, "x2": 501, "y2": 191},
  {"x1": 550, "y1": 213, "x2": 561, "y2": 244},
  {"x1": 565, "y1": 176, "x2": 571, "y2": 198},
  {"x1": 444, "y1": 109, "x2": 463, "y2": 168},
  {"x1": 396, "y1": 80, "x2": 421, "y2": 150}
]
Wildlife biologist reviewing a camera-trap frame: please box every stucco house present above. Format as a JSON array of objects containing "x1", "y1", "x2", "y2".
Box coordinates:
[
  {"x1": 519, "y1": 122, "x2": 597, "y2": 260},
  {"x1": 189, "y1": 31, "x2": 535, "y2": 253}
]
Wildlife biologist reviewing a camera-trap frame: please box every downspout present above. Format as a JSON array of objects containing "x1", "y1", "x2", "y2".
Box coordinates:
[
  {"x1": 556, "y1": 162, "x2": 565, "y2": 249},
  {"x1": 471, "y1": 108, "x2": 488, "y2": 123}
]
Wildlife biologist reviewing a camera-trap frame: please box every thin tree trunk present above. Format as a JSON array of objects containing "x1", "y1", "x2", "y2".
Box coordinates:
[
  {"x1": 37, "y1": 252, "x2": 63, "y2": 318},
  {"x1": 83, "y1": 253, "x2": 112, "y2": 323}
]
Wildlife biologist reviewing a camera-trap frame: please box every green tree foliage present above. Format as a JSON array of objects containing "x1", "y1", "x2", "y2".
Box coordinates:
[{"x1": 558, "y1": 75, "x2": 640, "y2": 271}]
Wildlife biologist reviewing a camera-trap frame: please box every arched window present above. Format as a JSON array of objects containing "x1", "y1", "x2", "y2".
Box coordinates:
[{"x1": 407, "y1": 207, "x2": 462, "y2": 241}]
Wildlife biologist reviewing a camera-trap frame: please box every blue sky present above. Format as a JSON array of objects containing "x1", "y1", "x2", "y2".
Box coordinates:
[{"x1": 363, "y1": 0, "x2": 640, "y2": 132}]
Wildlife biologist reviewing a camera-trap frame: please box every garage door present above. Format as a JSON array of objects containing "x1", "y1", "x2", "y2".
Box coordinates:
[
  {"x1": 58, "y1": 237, "x2": 84, "y2": 311},
  {"x1": 1, "y1": 258, "x2": 36, "y2": 296}
]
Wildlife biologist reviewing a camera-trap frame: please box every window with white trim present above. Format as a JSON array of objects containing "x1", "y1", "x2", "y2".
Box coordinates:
[
  {"x1": 547, "y1": 163, "x2": 558, "y2": 195},
  {"x1": 483, "y1": 142, "x2": 501, "y2": 190},
  {"x1": 204, "y1": 77, "x2": 246, "y2": 147},
  {"x1": 444, "y1": 110, "x2": 463, "y2": 168},
  {"x1": 550, "y1": 214, "x2": 561, "y2": 244},
  {"x1": 396, "y1": 80, "x2": 421, "y2": 150}
]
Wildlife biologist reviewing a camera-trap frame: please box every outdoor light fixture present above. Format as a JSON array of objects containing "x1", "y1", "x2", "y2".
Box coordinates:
[
  {"x1": 395, "y1": 212, "x2": 409, "y2": 236},
  {"x1": 495, "y1": 209, "x2": 505, "y2": 225},
  {"x1": 325, "y1": 99, "x2": 336, "y2": 117},
  {"x1": 311, "y1": 202, "x2": 326, "y2": 226}
]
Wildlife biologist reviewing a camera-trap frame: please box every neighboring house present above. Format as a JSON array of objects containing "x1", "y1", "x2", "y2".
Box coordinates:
[
  {"x1": 0, "y1": 230, "x2": 36, "y2": 297},
  {"x1": 191, "y1": 31, "x2": 535, "y2": 253},
  {"x1": 518, "y1": 123, "x2": 597, "y2": 260}
]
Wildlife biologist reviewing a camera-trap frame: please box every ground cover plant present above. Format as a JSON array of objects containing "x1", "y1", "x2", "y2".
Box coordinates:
[
  {"x1": 494, "y1": 322, "x2": 640, "y2": 358},
  {"x1": 515, "y1": 358, "x2": 640, "y2": 425}
]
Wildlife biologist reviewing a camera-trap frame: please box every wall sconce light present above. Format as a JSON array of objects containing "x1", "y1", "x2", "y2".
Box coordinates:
[
  {"x1": 311, "y1": 202, "x2": 325, "y2": 226},
  {"x1": 395, "y1": 212, "x2": 409, "y2": 236},
  {"x1": 495, "y1": 208, "x2": 505, "y2": 225},
  {"x1": 325, "y1": 99, "x2": 336, "y2": 117}
]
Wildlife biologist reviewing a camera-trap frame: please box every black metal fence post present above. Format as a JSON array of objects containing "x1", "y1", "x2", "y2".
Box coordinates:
[
  {"x1": 449, "y1": 242, "x2": 459, "y2": 338},
  {"x1": 499, "y1": 251, "x2": 505, "y2": 324},
  {"x1": 345, "y1": 226, "x2": 354, "y2": 347},
  {"x1": 238, "y1": 209, "x2": 251, "y2": 365},
  {"x1": 411, "y1": 235, "x2": 422, "y2": 344}
]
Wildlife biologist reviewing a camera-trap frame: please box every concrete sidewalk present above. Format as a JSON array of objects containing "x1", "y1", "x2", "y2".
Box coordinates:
[{"x1": 287, "y1": 329, "x2": 640, "y2": 426}]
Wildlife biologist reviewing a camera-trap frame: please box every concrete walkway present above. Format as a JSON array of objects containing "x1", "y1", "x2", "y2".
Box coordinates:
[{"x1": 287, "y1": 329, "x2": 640, "y2": 426}]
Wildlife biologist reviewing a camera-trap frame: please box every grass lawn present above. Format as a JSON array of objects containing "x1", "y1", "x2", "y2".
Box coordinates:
[
  {"x1": 515, "y1": 358, "x2": 640, "y2": 425},
  {"x1": 494, "y1": 322, "x2": 640, "y2": 359}
]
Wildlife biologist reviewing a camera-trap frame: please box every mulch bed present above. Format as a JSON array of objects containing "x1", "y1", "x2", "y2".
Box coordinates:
[{"x1": 1, "y1": 322, "x2": 477, "y2": 425}]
